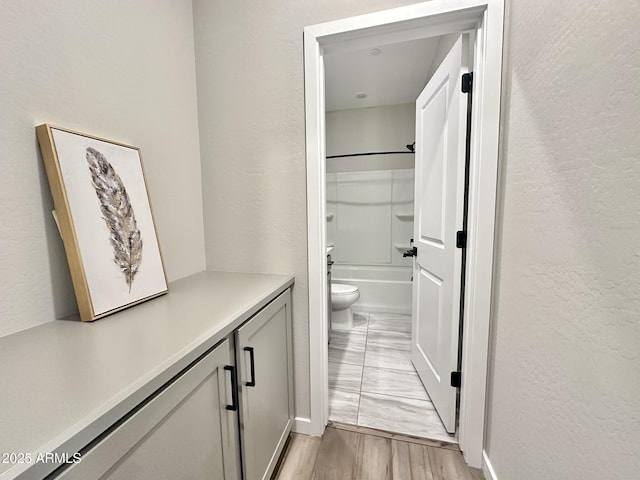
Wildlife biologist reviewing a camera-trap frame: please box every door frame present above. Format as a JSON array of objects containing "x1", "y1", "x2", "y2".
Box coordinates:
[{"x1": 303, "y1": 0, "x2": 504, "y2": 468}]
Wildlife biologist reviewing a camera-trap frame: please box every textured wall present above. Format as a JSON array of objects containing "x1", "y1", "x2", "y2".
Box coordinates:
[
  {"x1": 485, "y1": 1, "x2": 640, "y2": 478},
  {"x1": 192, "y1": 0, "x2": 419, "y2": 422},
  {"x1": 0, "y1": 0, "x2": 206, "y2": 336}
]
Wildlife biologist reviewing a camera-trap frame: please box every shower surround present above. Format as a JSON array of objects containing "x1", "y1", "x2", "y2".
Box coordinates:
[{"x1": 327, "y1": 169, "x2": 414, "y2": 314}]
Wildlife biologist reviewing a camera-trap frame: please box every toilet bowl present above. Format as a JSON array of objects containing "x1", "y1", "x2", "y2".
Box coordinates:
[{"x1": 331, "y1": 283, "x2": 360, "y2": 331}]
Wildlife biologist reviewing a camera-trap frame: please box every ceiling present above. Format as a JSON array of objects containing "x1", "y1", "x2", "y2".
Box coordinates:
[{"x1": 324, "y1": 36, "x2": 442, "y2": 112}]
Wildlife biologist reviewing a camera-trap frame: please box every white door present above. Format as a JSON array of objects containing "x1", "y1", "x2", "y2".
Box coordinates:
[{"x1": 411, "y1": 35, "x2": 469, "y2": 433}]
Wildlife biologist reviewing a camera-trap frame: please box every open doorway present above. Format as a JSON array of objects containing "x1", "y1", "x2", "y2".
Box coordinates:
[
  {"x1": 304, "y1": 1, "x2": 504, "y2": 468},
  {"x1": 324, "y1": 32, "x2": 464, "y2": 444}
]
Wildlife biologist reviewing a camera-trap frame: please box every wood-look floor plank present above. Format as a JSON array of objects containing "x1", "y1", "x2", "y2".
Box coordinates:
[
  {"x1": 272, "y1": 433, "x2": 322, "y2": 480},
  {"x1": 427, "y1": 446, "x2": 475, "y2": 480},
  {"x1": 391, "y1": 440, "x2": 435, "y2": 480},
  {"x1": 311, "y1": 426, "x2": 359, "y2": 480},
  {"x1": 276, "y1": 427, "x2": 481, "y2": 480},
  {"x1": 469, "y1": 466, "x2": 486, "y2": 480},
  {"x1": 354, "y1": 432, "x2": 392, "y2": 480}
]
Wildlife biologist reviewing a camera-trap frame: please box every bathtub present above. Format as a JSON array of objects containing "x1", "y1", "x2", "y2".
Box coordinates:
[{"x1": 331, "y1": 265, "x2": 413, "y2": 314}]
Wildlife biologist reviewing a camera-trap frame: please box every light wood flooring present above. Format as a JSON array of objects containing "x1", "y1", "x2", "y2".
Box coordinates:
[{"x1": 272, "y1": 423, "x2": 484, "y2": 480}]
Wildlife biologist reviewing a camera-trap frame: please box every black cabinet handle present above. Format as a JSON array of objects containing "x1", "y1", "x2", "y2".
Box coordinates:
[
  {"x1": 244, "y1": 347, "x2": 256, "y2": 387},
  {"x1": 224, "y1": 365, "x2": 238, "y2": 411}
]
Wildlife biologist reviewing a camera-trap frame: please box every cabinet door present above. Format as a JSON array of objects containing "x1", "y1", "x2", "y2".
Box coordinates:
[
  {"x1": 236, "y1": 289, "x2": 293, "y2": 480},
  {"x1": 55, "y1": 339, "x2": 241, "y2": 480}
]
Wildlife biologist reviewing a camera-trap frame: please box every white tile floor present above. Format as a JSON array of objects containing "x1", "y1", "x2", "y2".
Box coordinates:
[{"x1": 328, "y1": 311, "x2": 457, "y2": 443}]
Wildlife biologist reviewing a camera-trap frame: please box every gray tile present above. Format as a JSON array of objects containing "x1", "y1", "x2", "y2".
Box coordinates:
[
  {"x1": 351, "y1": 311, "x2": 370, "y2": 332},
  {"x1": 361, "y1": 366, "x2": 429, "y2": 401},
  {"x1": 332, "y1": 310, "x2": 369, "y2": 333},
  {"x1": 366, "y1": 330, "x2": 411, "y2": 351},
  {"x1": 364, "y1": 345, "x2": 414, "y2": 372},
  {"x1": 328, "y1": 361, "x2": 363, "y2": 392},
  {"x1": 328, "y1": 388, "x2": 360, "y2": 424},
  {"x1": 328, "y1": 331, "x2": 366, "y2": 366},
  {"x1": 331, "y1": 330, "x2": 367, "y2": 345},
  {"x1": 358, "y1": 391, "x2": 455, "y2": 443},
  {"x1": 368, "y1": 312, "x2": 412, "y2": 334}
]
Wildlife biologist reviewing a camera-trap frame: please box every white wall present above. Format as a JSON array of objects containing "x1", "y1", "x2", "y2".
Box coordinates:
[
  {"x1": 484, "y1": 1, "x2": 640, "y2": 479},
  {"x1": 0, "y1": 0, "x2": 206, "y2": 337},
  {"x1": 191, "y1": 0, "x2": 421, "y2": 424},
  {"x1": 326, "y1": 104, "x2": 415, "y2": 172},
  {"x1": 427, "y1": 33, "x2": 459, "y2": 79}
]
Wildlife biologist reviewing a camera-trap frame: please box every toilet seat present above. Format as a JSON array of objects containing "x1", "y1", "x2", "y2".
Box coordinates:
[{"x1": 332, "y1": 283, "x2": 358, "y2": 295}]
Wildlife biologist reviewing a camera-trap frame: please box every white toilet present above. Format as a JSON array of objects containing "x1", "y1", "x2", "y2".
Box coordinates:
[{"x1": 330, "y1": 283, "x2": 360, "y2": 331}]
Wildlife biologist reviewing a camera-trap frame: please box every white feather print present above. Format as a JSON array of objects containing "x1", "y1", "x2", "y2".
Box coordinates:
[{"x1": 86, "y1": 147, "x2": 143, "y2": 291}]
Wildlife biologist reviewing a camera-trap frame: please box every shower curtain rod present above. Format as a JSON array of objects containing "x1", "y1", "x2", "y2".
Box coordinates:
[
  {"x1": 326, "y1": 151, "x2": 414, "y2": 159},
  {"x1": 326, "y1": 142, "x2": 416, "y2": 159}
]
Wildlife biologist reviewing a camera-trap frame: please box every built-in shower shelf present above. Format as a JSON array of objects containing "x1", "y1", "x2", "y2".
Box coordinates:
[
  {"x1": 394, "y1": 211, "x2": 414, "y2": 220},
  {"x1": 394, "y1": 243, "x2": 412, "y2": 252},
  {"x1": 326, "y1": 212, "x2": 335, "y2": 221}
]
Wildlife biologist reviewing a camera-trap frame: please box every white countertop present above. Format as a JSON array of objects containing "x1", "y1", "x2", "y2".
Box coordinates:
[{"x1": 0, "y1": 271, "x2": 294, "y2": 480}]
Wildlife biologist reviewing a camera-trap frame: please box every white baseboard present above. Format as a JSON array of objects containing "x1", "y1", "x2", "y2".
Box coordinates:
[
  {"x1": 293, "y1": 416, "x2": 314, "y2": 436},
  {"x1": 482, "y1": 450, "x2": 498, "y2": 480}
]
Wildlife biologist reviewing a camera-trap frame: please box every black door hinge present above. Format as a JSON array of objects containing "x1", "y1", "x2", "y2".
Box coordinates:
[
  {"x1": 461, "y1": 72, "x2": 473, "y2": 93},
  {"x1": 456, "y1": 230, "x2": 467, "y2": 249},
  {"x1": 450, "y1": 371, "x2": 462, "y2": 388}
]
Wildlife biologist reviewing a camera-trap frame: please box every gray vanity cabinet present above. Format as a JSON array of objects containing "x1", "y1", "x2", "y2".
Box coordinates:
[
  {"x1": 50, "y1": 287, "x2": 293, "y2": 480},
  {"x1": 55, "y1": 338, "x2": 241, "y2": 480},
  {"x1": 236, "y1": 289, "x2": 294, "y2": 480}
]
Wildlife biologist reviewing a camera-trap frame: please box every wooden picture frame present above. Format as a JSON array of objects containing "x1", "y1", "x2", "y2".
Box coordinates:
[{"x1": 36, "y1": 125, "x2": 168, "y2": 321}]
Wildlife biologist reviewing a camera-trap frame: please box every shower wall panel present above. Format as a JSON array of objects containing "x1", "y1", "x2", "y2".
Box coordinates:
[
  {"x1": 335, "y1": 171, "x2": 393, "y2": 264},
  {"x1": 327, "y1": 169, "x2": 414, "y2": 267}
]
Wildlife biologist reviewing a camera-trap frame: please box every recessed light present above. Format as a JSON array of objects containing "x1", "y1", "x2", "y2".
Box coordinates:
[
  {"x1": 355, "y1": 92, "x2": 367, "y2": 99},
  {"x1": 369, "y1": 48, "x2": 381, "y2": 56}
]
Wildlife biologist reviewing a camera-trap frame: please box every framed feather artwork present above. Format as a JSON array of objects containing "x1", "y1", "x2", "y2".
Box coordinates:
[{"x1": 36, "y1": 125, "x2": 168, "y2": 321}]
